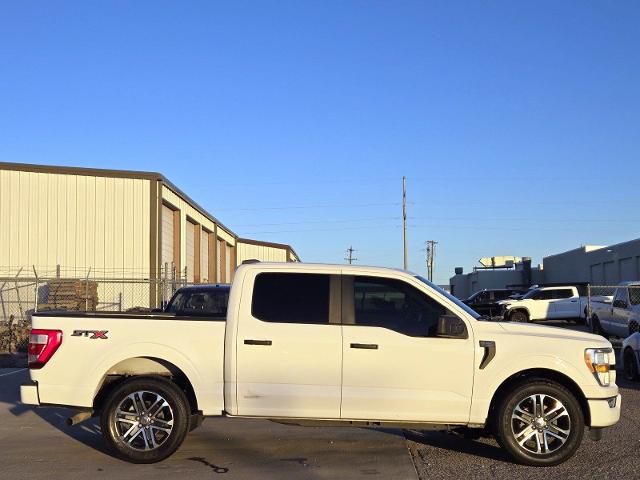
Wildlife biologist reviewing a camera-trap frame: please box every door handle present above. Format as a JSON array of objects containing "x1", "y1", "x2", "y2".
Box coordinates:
[
  {"x1": 350, "y1": 343, "x2": 378, "y2": 350},
  {"x1": 570, "y1": 300, "x2": 578, "y2": 303},
  {"x1": 244, "y1": 339, "x2": 272, "y2": 346}
]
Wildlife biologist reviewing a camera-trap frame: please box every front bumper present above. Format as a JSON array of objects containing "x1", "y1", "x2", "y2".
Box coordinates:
[
  {"x1": 20, "y1": 381, "x2": 40, "y2": 406},
  {"x1": 588, "y1": 394, "x2": 621, "y2": 428}
]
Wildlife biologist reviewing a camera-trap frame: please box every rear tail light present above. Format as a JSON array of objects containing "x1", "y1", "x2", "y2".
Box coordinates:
[{"x1": 28, "y1": 329, "x2": 63, "y2": 369}]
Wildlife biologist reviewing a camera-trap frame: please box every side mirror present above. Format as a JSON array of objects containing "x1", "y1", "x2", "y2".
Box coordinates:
[
  {"x1": 613, "y1": 299, "x2": 628, "y2": 309},
  {"x1": 437, "y1": 315, "x2": 468, "y2": 339}
]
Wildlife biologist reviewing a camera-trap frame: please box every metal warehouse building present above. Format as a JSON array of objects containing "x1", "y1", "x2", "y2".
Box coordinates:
[{"x1": 0, "y1": 162, "x2": 298, "y2": 286}]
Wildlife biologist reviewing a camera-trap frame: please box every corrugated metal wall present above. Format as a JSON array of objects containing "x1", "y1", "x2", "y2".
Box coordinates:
[
  {"x1": 185, "y1": 220, "x2": 195, "y2": 282},
  {"x1": 161, "y1": 204, "x2": 174, "y2": 271},
  {"x1": 200, "y1": 230, "x2": 209, "y2": 282},
  {"x1": 236, "y1": 242, "x2": 288, "y2": 264},
  {"x1": 0, "y1": 169, "x2": 150, "y2": 277}
]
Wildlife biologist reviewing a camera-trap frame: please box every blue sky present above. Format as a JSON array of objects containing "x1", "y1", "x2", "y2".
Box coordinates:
[{"x1": 1, "y1": 1, "x2": 638, "y2": 283}]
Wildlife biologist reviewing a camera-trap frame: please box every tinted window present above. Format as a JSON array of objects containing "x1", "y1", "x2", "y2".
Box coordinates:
[
  {"x1": 553, "y1": 289, "x2": 574, "y2": 299},
  {"x1": 252, "y1": 273, "x2": 330, "y2": 324},
  {"x1": 166, "y1": 289, "x2": 229, "y2": 317},
  {"x1": 493, "y1": 291, "x2": 512, "y2": 301},
  {"x1": 354, "y1": 276, "x2": 454, "y2": 337}
]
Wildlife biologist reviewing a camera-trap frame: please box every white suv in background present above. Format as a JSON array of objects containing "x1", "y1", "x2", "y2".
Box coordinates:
[{"x1": 499, "y1": 286, "x2": 589, "y2": 323}]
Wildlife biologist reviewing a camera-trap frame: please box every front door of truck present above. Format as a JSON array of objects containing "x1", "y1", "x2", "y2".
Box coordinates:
[
  {"x1": 340, "y1": 275, "x2": 474, "y2": 423},
  {"x1": 235, "y1": 271, "x2": 343, "y2": 418}
]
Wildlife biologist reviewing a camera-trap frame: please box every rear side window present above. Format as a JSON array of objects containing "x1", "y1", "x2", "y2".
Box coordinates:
[
  {"x1": 166, "y1": 289, "x2": 229, "y2": 317},
  {"x1": 553, "y1": 289, "x2": 574, "y2": 299},
  {"x1": 252, "y1": 273, "x2": 330, "y2": 324}
]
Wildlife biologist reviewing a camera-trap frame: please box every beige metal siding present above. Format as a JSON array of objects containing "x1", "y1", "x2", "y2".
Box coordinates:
[
  {"x1": 236, "y1": 242, "x2": 288, "y2": 264},
  {"x1": 0, "y1": 169, "x2": 150, "y2": 277},
  {"x1": 161, "y1": 204, "x2": 175, "y2": 274},
  {"x1": 185, "y1": 220, "x2": 196, "y2": 282},
  {"x1": 201, "y1": 230, "x2": 209, "y2": 282}
]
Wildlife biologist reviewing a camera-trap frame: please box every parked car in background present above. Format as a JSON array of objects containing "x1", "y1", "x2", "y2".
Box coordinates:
[
  {"x1": 499, "y1": 286, "x2": 593, "y2": 323},
  {"x1": 464, "y1": 288, "x2": 524, "y2": 318},
  {"x1": 622, "y1": 332, "x2": 640, "y2": 381},
  {"x1": 21, "y1": 263, "x2": 620, "y2": 467},
  {"x1": 589, "y1": 281, "x2": 640, "y2": 339}
]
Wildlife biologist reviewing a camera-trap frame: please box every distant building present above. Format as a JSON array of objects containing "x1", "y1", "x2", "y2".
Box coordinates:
[
  {"x1": 449, "y1": 238, "x2": 640, "y2": 299},
  {"x1": 0, "y1": 162, "x2": 299, "y2": 285}
]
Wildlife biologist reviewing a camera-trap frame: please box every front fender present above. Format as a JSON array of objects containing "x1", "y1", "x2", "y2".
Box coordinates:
[{"x1": 469, "y1": 352, "x2": 597, "y2": 424}]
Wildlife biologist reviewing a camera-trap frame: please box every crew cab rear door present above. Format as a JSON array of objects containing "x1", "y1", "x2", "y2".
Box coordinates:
[
  {"x1": 340, "y1": 274, "x2": 474, "y2": 423},
  {"x1": 550, "y1": 288, "x2": 581, "y2": 318},
  {"x1": 235, "y1": 271, "x2": 343, "y2": 418}
]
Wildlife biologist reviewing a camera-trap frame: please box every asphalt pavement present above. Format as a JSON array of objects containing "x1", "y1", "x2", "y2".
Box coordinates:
[{"x1": 0, "y1": 368, "x2": 417, "y2": 480}]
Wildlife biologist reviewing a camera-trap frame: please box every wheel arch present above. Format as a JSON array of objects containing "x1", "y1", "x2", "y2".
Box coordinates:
[
  {"x1": 92, "y1": 357, "x2": 199, "y2": 415},
  {"x1": 487, "y1": 368, "x2": 590, "y2": 427},
  {"x1": 508, "y1": 307, "x2": 530, "y2": 320}
]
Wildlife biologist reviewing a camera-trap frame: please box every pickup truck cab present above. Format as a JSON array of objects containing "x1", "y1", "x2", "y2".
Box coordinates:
[
  {"x1": 499, "y1": 286, "x2": 591, "y2": 323},
  {"x1": 21, "y1": 263, "x2": 620, "y2": 466},
  {"x1": 590, "y1": 281, "x2": 640, "y2": 338}
]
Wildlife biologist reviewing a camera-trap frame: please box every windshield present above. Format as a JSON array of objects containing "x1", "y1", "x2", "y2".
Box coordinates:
[
  {"x1": 521, "y1": 288, "x2": 539, "y2": 300},
  {"x1": 415, "y1": 276, "x2": 480, "y2": 319}
]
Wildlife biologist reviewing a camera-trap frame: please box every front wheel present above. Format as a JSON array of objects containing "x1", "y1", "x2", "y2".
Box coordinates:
[
  {"x1": 100, "y1": 376, "x2": 191, "y2": 463},
  {"x1": 623, "y1": 348, "x2": 639, "y2": 381},
  {"x1": 510, "y1": 310, "x2": 529, "y2": 323},
  {"x1": 590, "y1": 315, "x2": 608, "y2": 338},
  {"x1": 495, "y1": 379, "x2": 584, "y2": 466}
]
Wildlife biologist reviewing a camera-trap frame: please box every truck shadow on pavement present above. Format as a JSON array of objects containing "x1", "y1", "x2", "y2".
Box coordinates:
[{"x1": 402, "y1": 429, "x2": 511, "y2": 462}]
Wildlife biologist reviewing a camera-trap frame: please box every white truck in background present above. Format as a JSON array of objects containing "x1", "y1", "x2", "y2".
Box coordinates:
[
  {"x1": 498, "y1": 286, "x2": 599, "y2": 323},
  {"x1": 21, "y1": 263, "x2": 620, "y2": 466},
  {"x1": 590, "y1": 281, "x2": 640, "y2": 338}
]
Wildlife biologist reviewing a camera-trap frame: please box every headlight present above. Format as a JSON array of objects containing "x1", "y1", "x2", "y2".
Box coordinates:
[{"x1": 584, "y1": 348, "x2": 613, "y2": 386}]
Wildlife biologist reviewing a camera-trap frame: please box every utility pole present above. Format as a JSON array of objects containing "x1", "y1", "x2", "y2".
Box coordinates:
[
  {"x1": 425, "y1": 240, "x2": 438, "y2": 281},
  {"x1": 345, "y1": 246, "x2": 357, "y2": 265},
  {"x1": 402, "y1": 176, "x2": 408, "y2": 270}
]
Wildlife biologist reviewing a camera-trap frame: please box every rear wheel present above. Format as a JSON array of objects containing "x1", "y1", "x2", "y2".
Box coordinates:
[
  {"x1": 510, "y1": 310, "x2": 529, "y2": 323},
  {"x1": 623, "y1": 348, "x2": 639, "y2": 381},
  {"x1": 495, "y1": 379, "x2": 584, "y2": 466},
  {"x1": 100, "y1": 376, "x2": 190, "y2": 463}
]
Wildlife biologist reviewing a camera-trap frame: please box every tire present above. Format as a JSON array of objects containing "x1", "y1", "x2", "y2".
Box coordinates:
[
  {"x1": 495, "y1": 379, "x2": 584, "y2": 466},
  {"x1": 510, "y1": 310, "x2": 529, "y2": 323},
  {"x1": 590, "y1": 315, "x2": 608, "y2": 338},
  {"x1": 100, "y1": 376, "x2": 190, "y2": 463},
  {"x1": 623, "y1": 348, "x2": 639, "y2": 381}
]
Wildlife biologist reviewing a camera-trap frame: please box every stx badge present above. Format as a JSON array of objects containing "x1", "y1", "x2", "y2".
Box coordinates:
[{"x1": 71, "y1": 330, "x2": 109, "y2": 339}]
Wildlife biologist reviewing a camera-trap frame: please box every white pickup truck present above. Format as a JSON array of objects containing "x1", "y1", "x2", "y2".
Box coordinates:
[
  {"x1": 21, "y1": 263, "x2": 620, "y2": 466},
  {"x1": 498, "y1": 286, "x2": 593, "y2": 323},
  {"x1": 590, "y1": 281, "x2": 640, "y2": 338}
]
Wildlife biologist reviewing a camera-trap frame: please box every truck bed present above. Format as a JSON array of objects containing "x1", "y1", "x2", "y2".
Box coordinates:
[{"x1": 28, "y1": 312, "x2": 226, "y2": 415}]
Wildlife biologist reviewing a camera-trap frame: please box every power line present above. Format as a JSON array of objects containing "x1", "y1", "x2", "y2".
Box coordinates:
[
  {"x1": 345, "y1": 246, "x2": 358, "y2": 265},
  {"x1": 403, "y1": 176, "x2": 408, "y2": 270},
  {"x1": 425, "y1": 240, "x2": 438, "y2": 281}
]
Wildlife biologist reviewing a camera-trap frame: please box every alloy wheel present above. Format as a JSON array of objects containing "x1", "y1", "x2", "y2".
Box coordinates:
[
  {"x1": 511, "y1": 394, "x2": 571, "y2": 455},
  {"x1": 113, "y1": 390, "x2": 174, "y2": 451}
]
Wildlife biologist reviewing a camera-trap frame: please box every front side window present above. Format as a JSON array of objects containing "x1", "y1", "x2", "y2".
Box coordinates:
[
  {"x1": 354, "y1": 276, "x2": 458, "y2": 337},
  {"x1": 252, "y1": 273, "x2": 330, "y2": 324}
]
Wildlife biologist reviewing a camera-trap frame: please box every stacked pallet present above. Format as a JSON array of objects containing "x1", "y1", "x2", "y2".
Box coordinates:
[{"x1": 38, "y1": 279, "x2": 98, "y2": 311}]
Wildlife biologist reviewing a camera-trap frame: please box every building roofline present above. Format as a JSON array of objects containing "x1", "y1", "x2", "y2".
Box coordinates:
[
  {"x1": 236, "y1": 237, "x2": 300, "y2": 261},
  {"x1": 0, "y1": 161, "x2": 236, "y2": 238}
]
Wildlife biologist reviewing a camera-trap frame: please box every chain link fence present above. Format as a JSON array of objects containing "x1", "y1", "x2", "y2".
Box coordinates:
[{"x1": 0, "y1": 264, "x2": 193, "y2": 354}]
